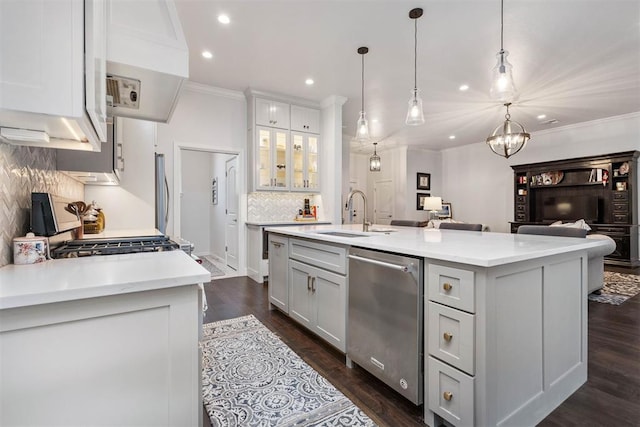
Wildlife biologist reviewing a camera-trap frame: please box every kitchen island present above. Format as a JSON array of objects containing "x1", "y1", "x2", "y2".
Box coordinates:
[
  {"x1": 266, "y1": 224, "x2": 611, "y2": 427},
  {"x1": 0, "y1": 250, "x2": 209, "y2": 426}
]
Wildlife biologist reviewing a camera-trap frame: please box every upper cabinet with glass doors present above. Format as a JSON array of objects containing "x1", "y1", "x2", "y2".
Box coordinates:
[
  {"x1": 291, "y1": 133, "x2": 319, "y2": 191},
  {"x1": 256, "y1": 127, "x2": 289, "y2": 190},
  {"x1": 246, "y1": 90, "x2": 321, "y2": 192}
]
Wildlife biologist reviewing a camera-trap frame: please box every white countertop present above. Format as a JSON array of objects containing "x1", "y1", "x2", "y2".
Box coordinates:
[
  {"x1": 0, "y1": 251, "x2": 210, "y2": 310},
  {"x1": 266, "y1": 223, "x2": 610, "y2": 267},
  {"x1": 246, "y1": 220, "x2": 331, "y2": 226}
]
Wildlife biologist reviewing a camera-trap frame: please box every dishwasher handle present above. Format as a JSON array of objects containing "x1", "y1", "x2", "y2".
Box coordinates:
[{"x1": 348, "y1": 254, "x2": 413, "y2": 273}]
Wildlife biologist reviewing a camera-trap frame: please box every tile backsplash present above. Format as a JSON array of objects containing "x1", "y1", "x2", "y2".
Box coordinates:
[
  {"x1": 0, "y1": 142, "x2": 83, "y2": 267},
  {"x1": 248, "y1": 192, "x2": 320, "y2": 222}
]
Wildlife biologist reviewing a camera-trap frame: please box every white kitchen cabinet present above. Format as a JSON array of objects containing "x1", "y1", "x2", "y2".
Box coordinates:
[
  {"x1": 0, "y1": 0, "x2": 106, "y2": 151},
  {"x1": 287, "y1": 238, "x2": 347, "y2": 352},
  {"x1": 255, "y1": 98, "x2": 290, "y2": 129},
  {"x1": 424, "y1": 253, "x2": 588, "y2": 427},
  {"x1": 255, "y1": 126, "x2": 289, "y2": 191},
  {"x1": 289, "y1": 259, "x2": 347, "y2": 351},
  {"x1": 291, "y1": 132, "x2": 320, "y2": 192},
  {"x1": 268, "y1": 233, "x2": 289, "y2": 312},
  {"x1": 291, "y1": 105, "x2": 320, "y2": 134}
]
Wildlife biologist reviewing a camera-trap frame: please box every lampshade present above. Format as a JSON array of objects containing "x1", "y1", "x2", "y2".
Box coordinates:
[
  {"x1": 490, "y1": 0, "x2": 517, "y2": 101},
  {"x1": 486, "y1": 103, "x2": 530, "y2": 158},
  {"x1": 355, "y1": 47, "x2": 371, "y2": 142},
  {"x1": 424, "y1": 196, "x2": 442, "y2": 212},
  {"x1": 369, "y1": 142, "x2": 381, "y2": 172},
  {"x1": 406, "y1": 8, "x2": 425, "y2": 126}
]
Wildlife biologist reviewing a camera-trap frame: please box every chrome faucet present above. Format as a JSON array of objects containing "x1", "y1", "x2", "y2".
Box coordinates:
[{"x1": 346, "y1": 189, "x2": 370, "y2": 232}]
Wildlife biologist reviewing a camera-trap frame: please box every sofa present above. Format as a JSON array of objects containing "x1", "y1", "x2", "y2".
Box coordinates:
[{"x1": 517, "y1": 225, "x2": 616, "y2": 294}]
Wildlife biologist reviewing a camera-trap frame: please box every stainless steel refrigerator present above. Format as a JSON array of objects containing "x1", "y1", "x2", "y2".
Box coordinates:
[{"x1": 155, "y1": 153, "x2": 169, "y2": 234}]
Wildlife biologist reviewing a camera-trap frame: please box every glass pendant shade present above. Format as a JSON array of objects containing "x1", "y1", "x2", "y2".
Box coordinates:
[
  {"x1": 355, "y1": 111, "x2": 370, "y2": 142},
  {"x1": 406, "y1": 89, "x2": 425, "y2": 126},
  {"x1": 486, "y1": 104, "x2": 530, "y2": 159},
  {"x1": 490, "y1": 49, "x2": 516, "y2": 101},
  {"x1": 369, "y1": 143, "x2": 381, "y2": 172}
]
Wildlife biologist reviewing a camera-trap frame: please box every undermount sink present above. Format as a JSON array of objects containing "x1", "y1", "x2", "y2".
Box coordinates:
[{"x1": 314, "y1": 231, "x2": 371, "y2": 238}]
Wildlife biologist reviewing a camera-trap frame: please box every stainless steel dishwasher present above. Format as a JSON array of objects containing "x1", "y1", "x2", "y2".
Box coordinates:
[{"x1": 347, "y1": 247, "x2": 423, "y2": 404}]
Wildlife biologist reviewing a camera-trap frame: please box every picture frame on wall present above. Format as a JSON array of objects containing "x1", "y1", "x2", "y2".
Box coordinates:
[
  {"x1": 416, "y1": 192, "x2": 431, "y2": 210},
  {"x1": 417, "y1": 173, "x2": 431, "y2": 190},
  {"x1": 438, "y1": 202, "x2": 452, "y2": 218}
]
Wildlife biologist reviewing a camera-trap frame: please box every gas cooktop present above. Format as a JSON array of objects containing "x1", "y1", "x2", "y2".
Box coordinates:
[{"x1": 52, "y1": 236, "x2": 180, "y2": 258}]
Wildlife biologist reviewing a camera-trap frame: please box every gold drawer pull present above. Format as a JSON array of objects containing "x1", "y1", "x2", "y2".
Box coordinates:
[
  {"x1": 443, "y1": 332, "x2": 453, "y2": 341},
  {"x1": 443, "y1": 391, "x2": 453, "y2": 401},
  {"x1": 443, "y1": 282, "x2": 452, "y2": 292}
]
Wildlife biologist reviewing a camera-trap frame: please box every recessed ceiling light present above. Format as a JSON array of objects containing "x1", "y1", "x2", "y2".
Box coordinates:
[
  {"x1": 201, "y1": 50, "x2": 213, "y2": 59},
  {"x1": 218, "y1": 14, "x2": 230, "y2": 24},
  {"x1": 449, "y1": 135, "x2": 456, "y2": 140},
  {"x1": 459, "y1": 84, "x2": 469, "y2": 91},
  {"x1": 537, "y1": 114, "x2": 547, "y2": 119},
  {"x1": 305, "y1": 78, "x2": 314, "y2": 85}
]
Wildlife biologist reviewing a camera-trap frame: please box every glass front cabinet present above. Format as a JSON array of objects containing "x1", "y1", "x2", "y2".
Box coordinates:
[
  {"x1": 291, "y1": 132, "x2": 319, "y2": 192},
  {"x1": 256, "y1": 126, "x2": 289, "y2": 191}
]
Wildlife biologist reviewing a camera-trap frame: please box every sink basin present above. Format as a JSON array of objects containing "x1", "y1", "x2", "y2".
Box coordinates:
[
  {"x1": 369, "y1": 228, "x2": 397, "y2": 233},
  {"x1": 314, "y1": 231, "x2": 370, "y2": 238}
]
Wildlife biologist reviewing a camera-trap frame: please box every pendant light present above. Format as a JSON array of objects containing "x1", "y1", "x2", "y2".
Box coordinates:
[
  {"x1": 406, "y1": 8, "x2": 425, "y2": 126},
  {"x1": 490, "y1": 0, "x2": 516, "y2": 101},
  {"x1": 486, "y1": 103, "x2": 530, "y2": 158},
  {"x1": 369, "y1": 142, "x2": 381, "y2": 172},
  {"x1": 355, "y1": 47, "x2": 371, "y2": 142}
]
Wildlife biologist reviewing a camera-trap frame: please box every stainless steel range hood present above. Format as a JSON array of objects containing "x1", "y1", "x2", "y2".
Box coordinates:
[{"x1": 105, "y1": 0, "x2": 188, "y2": 123}]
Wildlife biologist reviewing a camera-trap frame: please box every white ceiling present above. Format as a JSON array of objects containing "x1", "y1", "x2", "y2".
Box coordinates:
[{"x1": 174, "y1": 0, "x2": 640, "y2": 153}]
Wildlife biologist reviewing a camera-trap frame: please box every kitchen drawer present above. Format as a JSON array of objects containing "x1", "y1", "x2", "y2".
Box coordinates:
[
  {"x1": 428, "y1": 356, "x2": 474, "y2": 427},
  {"x1": 428, "y1": 264, "x2": 475, "y2": 313},
  {"x1": 289, "y1": 238, "x2": 347, "y2": 274},
  {"x1": 428, "y1": 302, "x2": 475, "y2": 375},
  {"x1": 613, "y1": 191, "x2": 628, "y2": 200}
]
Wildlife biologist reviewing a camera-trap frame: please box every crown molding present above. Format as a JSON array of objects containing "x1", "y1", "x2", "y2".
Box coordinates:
[{"x1": 184, "y1": 81, "x2": 245, "y2": 100}]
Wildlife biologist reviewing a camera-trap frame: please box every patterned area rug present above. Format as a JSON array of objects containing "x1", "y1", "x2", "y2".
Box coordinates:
[
  {"x1": 201, "y1": 315, "x2": 377, "y2": 427},
  {"x1": 200, "y1": 257, "x2": 226, "y2": 278},
  {"x1": 588, "y1": 271, "x2": 640, "y2": 305}
]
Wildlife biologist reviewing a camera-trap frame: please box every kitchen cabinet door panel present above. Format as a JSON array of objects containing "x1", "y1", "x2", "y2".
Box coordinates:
[
  {"x1": 291, "y1": 132, "x2": 320, "y2": 192},
  {"x1": 256, "y1": 98, "x2": 290, "y2": 129},
  {"x1": 313, "y1": 270, "x2": 346, "y2": 351},
  {"x1": 291, "y1": 105, "x2": 320, "y2": 134},
  {"x1": 268, "y1": 234, "x2": 289, "y2": 313},
  {"x1": 289, "y1": 260, "x2": 313, "y2": 328}
]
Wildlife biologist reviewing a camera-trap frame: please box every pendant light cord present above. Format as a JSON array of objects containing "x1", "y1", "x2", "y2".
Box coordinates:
[
  {"x1": 500, "y1": 0, "x2": 504, "y2": 51},
  {"x1": 413, "y1": 18, "x2": 418, "y2": 91},
  {"x1": 361, "y1": 53, "x2": 365, "y2": 112}
]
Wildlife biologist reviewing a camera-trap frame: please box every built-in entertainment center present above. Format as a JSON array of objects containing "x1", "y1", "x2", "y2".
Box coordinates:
[{"x1": 511, "y1": 151, "x2": 639, "y2": 267}]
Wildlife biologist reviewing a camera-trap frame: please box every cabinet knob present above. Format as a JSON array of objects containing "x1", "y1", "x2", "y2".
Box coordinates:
[
  {"x1": 443, "y1": 332, "x2": 453, "y2": 342},
  {"x1": 443, "y1": 282, "x2": 453, "y2": 292},
  {"x1": 443, "y1": 391, "x2": 453, "y2": 401}
]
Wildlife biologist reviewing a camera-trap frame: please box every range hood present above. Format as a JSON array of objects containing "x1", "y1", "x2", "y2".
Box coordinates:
[{"x1": 105, "y1": 0, "x2": 188, "y2": 123}]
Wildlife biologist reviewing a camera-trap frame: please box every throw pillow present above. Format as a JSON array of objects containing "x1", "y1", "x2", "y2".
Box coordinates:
[{"x1": 549, "y1": 218, "x2": 592, "y2": 231}]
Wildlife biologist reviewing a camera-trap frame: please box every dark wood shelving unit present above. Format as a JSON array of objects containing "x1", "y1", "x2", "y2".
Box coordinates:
[{"x1": 510, "y1": 151, "x2": 639, "y2": 267}]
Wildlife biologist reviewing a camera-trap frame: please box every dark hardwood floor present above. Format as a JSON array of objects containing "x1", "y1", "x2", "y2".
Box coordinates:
[{"x1": 202, "y1": 266, "x2": 640, "y2": 427}]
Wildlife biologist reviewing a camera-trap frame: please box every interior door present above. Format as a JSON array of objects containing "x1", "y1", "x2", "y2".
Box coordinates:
[
  {"x1": 225, "y1": 156, "x2": 239, "y2": 270},
  {"x1": 374, "y1": 179, "x2": 394, "y2": 225}
]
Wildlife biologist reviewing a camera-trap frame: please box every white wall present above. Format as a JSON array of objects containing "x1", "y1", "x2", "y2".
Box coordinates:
[
  {"x1": 180, "y1": 149, "x2": 211, "y2": 255},
  {"x1": 85, "y1": 118, "x2": 156, "y2": 230},
  {"x1": 442, "y1": 113, "x2": 640, "y2": 233},
  {"x1": 156, "y1": 83, "x2": 247, "y2": 271}
]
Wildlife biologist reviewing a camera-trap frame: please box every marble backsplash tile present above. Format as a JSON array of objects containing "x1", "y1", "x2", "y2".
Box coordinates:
[
  {"x1": 0, "y1": 142, "x2": 83, "y2": 267},
  {"x1": 248, "y1": 192, "x2": 319, "y2": 222}
]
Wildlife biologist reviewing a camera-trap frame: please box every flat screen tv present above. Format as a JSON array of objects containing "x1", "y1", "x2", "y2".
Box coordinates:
[{"x1": 541, "y1": 195, "x2": 599, "y2": 223}]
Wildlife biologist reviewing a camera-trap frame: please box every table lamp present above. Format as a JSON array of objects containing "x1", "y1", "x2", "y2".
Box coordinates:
[{"x1": 424, "y1": 196, "x2": 442, "y2": 220}]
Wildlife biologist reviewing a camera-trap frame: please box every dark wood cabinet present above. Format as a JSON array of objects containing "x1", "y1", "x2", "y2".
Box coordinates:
[{"x1": 510, "y1": 151, "x2": 639, "y2": 267}]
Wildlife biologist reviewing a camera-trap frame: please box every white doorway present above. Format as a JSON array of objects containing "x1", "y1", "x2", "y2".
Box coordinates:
[
  {"x1": 225, "y1": 156, "x2": 238, "y2": 270},
  {"x1": 176, "y1": 145, "x2": 243, "y2": 278},
  {"x1": 374, "y1": 179, "x2": 394, "y2": 225}
]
